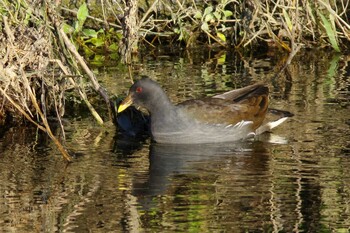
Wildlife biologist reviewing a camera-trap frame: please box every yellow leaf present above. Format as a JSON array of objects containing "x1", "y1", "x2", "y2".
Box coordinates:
[{"x1": 217, "y1": 32, "x2": 226, "y2": 42}]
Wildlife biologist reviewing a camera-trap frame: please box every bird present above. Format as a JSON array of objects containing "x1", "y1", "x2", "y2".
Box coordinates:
[{"x1": 117, "y1": 76, "x2": 292, "y2": 144}]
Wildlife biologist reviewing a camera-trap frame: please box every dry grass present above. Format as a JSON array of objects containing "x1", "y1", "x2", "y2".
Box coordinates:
[
  {"x1": 91, "y1": 0, "x2": 350, "y2": 51},
  {"x1": 0, "y1": 1, "x2": 111, "y2": 161},
  {"x1": 0, "y1": 12, "x2": 72, "y2": 160}
]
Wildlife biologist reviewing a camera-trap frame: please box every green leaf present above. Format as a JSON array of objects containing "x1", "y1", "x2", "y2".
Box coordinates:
[
  {"x1": 110, "y1": 53, "x2": 119, "y2": 60},
  {"x1": 109, "y1": 43, "x2": 119, "y2": 52},
  {"x1": 194, "y1": 10, "x2": 202, "y2": 19},
  {"x1": 62, "y1": 23, "x2": 74, "y2": 34},
  {"x1": 223, "y1": 10, "x2": 233, "y2": 18},
  {"x1": 73, "y1": 21, "x2": 79, "y2": 32},
  {"x1": 77, "y1": 3, "x2": 88, "y2": 26},
  {"x1": 217, "y1": 53, "x2": 226, "y2": 64},
  {"x1": 83, "y1": 46, "x2": 95, "y2": 56},
  {"x1": 92, "y1": 37, "x2": 105, "y2": 47},
  {"x1": 82, "y1": 29, "x2": 98, "y2": 38},
  {"x1": 178, "y1": 31, "x2": 184, "y2": 41},
  {"x1": 116, "y1": 32, "x2": 123, "y2": 40},
  {"x1": 203, "y1": 6, "x2": 213, "y2": 16},
  {"x1": 92, "y1": 54, "x2": 105, "y2": 63},
  {"x1": 85, "y1": 37, "x2": 105, "y2": 47},
  {"x1": 213, "y1": 11, "x2": 221, "y2": 20},
  {"x1": 335, "y1": 228, "x2": 350, "y2": 233},
  {"x1": 217, "y1": 32, "x2": 226, "y2": 42},
  {"x1": 201, "y1": 22, "x2": 209, "y2": 31},
  {"x1": 319, "y1": 12, "x2": 340, "y2": 52},
  {"x1": 178, "y1": 28, "x2": 190, "y2": 42},
  {"x1": 204, "y1": 13, "x2": 214, "y2": 22}
]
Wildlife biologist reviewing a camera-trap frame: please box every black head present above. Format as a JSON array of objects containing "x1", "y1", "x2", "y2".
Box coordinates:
[{"x1": 118, "y1": 77, "x2": 171, "y2": 114}]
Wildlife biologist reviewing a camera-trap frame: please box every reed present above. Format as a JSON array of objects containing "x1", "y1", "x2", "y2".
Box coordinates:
[
  {"x1": 0, "y1": 1, "x2": 112, "y2": 161},
  {"x1": 140, "y1": 0, "x2": 350, "y2": 51},
  {"x1": 61, "y1": 0, "x2": 349, "y2": 62}
]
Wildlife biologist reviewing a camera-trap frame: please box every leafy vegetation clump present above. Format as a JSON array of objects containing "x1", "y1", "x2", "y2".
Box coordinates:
[
  {"x1": 63, "y1": 0, "x2": 350, "y2": 54},
  {"x1": 62, "y1": 2, "x2": 122, "y2": 64}
]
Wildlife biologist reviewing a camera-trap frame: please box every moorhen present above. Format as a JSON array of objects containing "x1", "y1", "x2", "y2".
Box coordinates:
[{"x1": 117, "y1": 77, "x2": 292, "y2": 144}]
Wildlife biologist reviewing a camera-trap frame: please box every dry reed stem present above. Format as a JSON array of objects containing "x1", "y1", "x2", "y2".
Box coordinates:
[
  {"x1": 59, "y1": 28, "x2": 112, "y2": 124},
  {"x1": 140, "y1": 0, "x2": 160, "y2": 26},
  {"x1": 21, "y1": 74, "x2": 72, "y2": 162},
  {"x1": 0, "y1": 87, "x2": 47, "y2": 132},
  {"x1": 318, "y1": 0, "x2": 350, "y2": 30},
  {"x1": 1, "y1": 15, "x2": 72, "y2": 162},
  {"x1": 50, "y1": 59, "x2": 105, "y2": 126}
]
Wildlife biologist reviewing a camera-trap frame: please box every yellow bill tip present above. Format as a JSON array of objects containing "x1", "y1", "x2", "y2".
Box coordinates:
[{"x1": 117, "y1": 95, "x2": 133, "y2": 113}]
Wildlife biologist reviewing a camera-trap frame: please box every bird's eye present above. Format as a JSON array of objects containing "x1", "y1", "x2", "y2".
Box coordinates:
[{"x1": 136, "y1": 87, "x2": 143, "y2": 93}]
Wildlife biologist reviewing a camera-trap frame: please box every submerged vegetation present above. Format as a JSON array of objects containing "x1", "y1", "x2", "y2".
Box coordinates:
[{"x1": 0, "y1": 0, "x2": 349, "y2": 160}]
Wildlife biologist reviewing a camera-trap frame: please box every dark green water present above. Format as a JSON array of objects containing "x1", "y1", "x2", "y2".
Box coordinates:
[{"x1": 0, "y1": 49, "x2": 349, "y2": 232}]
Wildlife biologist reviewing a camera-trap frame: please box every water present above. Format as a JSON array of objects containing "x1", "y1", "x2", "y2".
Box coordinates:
[{"x1": 0, "y1": 49, "x2": 349, "y2": 232}]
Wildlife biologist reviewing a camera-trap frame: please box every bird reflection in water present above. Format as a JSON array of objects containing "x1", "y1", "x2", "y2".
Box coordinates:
[{"x1": 119, "y1": 140, "x2": 273, "y2": 210}]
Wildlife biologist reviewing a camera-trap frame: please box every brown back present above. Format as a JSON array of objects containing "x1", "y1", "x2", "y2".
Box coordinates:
[{"x1": 178, "y1": 84, "x2": 269, "y2": 130}]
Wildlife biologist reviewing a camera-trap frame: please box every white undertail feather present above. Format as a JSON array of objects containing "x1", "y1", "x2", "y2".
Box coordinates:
[{"x1": 255, "y1": 117, "x2": 289, "y2": 135}]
